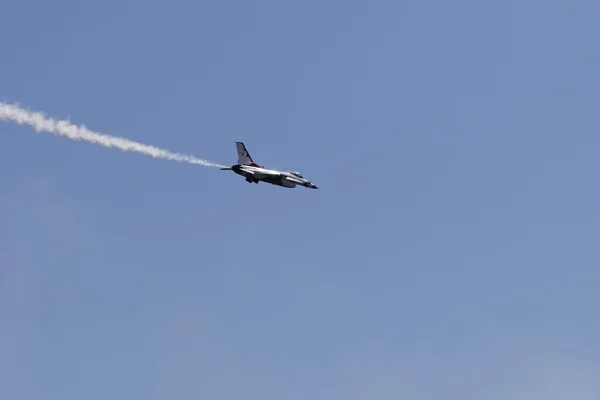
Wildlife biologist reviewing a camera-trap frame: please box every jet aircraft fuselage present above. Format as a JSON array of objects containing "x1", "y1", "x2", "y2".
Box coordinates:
[{"x1": 221, "y1": 142, "x2": 319, "y2": 189}]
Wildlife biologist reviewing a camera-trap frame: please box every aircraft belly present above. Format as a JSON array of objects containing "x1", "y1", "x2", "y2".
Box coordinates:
[
  {"x1": 280, "y1": 179, "x2": 296, "y2": 188},
  {"x1": 260, "y1": 175, "x2": 295, "y2": 188}
]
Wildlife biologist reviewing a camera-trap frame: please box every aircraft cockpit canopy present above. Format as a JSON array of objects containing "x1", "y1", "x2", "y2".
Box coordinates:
[{"x1": 290, "y1": 171, "x2": 304, "y2": 178}]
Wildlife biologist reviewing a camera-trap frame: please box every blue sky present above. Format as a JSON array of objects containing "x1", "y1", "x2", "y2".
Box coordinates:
[{"x1": 2, "y1": 0, "x2": 600, "y2": 398}]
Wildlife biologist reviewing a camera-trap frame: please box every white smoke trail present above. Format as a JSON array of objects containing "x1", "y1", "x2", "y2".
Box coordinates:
[{"x1": 0, "y1": 102, "x2": 227, "y2": 168}]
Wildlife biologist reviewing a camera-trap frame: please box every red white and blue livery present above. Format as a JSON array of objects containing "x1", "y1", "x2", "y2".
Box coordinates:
[{"x1": 220, "y1": 141, "x2": 319, "y2": 189}]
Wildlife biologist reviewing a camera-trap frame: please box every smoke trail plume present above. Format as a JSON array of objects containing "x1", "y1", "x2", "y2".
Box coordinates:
[{"x1": 0, "y1": 102, "x2": 227, "y2": 168}]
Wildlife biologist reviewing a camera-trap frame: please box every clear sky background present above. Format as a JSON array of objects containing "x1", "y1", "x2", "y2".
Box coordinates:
[{"x1": 1, "y1": 1, "x2": 600, "y2": 398}]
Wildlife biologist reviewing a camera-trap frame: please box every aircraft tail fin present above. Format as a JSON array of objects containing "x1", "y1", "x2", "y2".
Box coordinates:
[{"x1": 236, "y1": 141, "x2": 263, "y2": 167}]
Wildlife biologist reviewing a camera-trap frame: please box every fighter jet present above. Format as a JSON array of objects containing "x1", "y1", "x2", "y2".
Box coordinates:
[{"x1": 220, "y1": 141, "x2": 319, "y2": 189}]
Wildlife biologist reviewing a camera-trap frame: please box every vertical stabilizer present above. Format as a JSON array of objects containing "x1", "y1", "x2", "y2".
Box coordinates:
[{"x1": 235, "y1": 141, "x2": 263, "y2": 167}]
